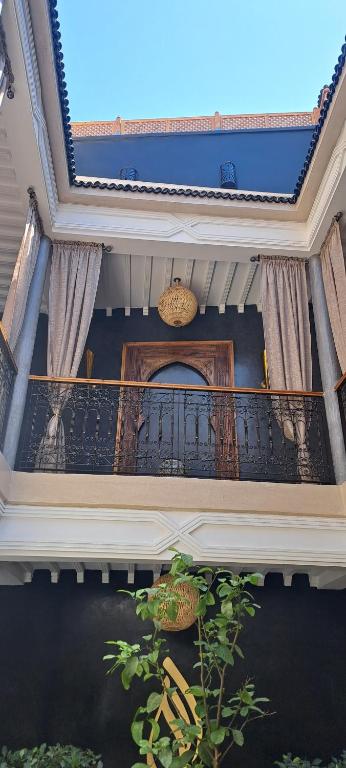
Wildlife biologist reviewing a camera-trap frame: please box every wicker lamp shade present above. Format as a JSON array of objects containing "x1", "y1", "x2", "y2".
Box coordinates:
[
  {"x1": 158, "y1": 278, "x2": 198, "y2": 327},
  {"x1": 150, "y1": 573, "x2": 199, "y2": 631}
]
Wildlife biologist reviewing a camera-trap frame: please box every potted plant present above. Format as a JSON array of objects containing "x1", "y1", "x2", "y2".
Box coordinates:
[{"x1": 104, "y1": 550, "x2": 271, "y2": 768}]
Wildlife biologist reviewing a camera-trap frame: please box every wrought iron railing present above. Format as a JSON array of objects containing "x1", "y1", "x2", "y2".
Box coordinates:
[
  {"x1": 15, "y1": 375, "x2": 334, "y2": 483},
  {"x1": 336, "y1": 372, "x2": 346, "y2": 448},
  {"x1": 0, "y1": 324, "x2": 16, "y2": 450}
]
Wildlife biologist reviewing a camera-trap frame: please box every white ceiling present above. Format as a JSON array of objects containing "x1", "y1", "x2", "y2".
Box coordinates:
[{"x1": 95, "y1": 252, "x2": 261, "y2": 314}]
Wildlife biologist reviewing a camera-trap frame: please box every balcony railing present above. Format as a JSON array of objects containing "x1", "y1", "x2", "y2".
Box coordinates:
[
  {"x1": 15, "y1": 376, "x2": 334, "y2": 484},
  {"x1": 0, "y1": 324, "x2": 16, "y2": 450},
  {"x1": 336, "y1": 372, "x2": 346, "y2": 448}
]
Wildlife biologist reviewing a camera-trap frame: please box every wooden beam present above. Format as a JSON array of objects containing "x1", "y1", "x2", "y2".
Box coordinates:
[
  {"x1": 310, "y1": 568, "x2": 346, "y2": 590},
  {"x1": 219, "y1": 262, "x2": 237, "y2": 314},
  {"x1": 101, "y1": 563, "x2": 110, "y2": 584},
  {"x1": 163, "y1": 257, "x2": 173, "y2": 289},
  {"x1": 152, "y1": 564, "x2": 162, "y2": 582},
  {"x1": 127, "y1": 563, "x2": 135, "y2": 584},
  {"x1": 74, "y1": 563, "x2": 85, "y2": 584},
  {"x1": 49, "y1": 563, "x2": 60, "y2": 584},
  {"x1": 124, "y1": 254, "x2": 131, "y2": 316},
  {"x1": 143, "y1": 256, "x2": 152, "y2": 316},
  {"x1": 183, "y1": 259, "x2": 194, "y2": 289},
  {"x1": 237, "y1": 263, "x2": 257, "y2": 313},
  {"x1": 23, "y1": 563, "x2": 33, "y2": 583},
  {"x1": 28, "y1": 374, "x2": 324, "y2": 397},
  {"x1": 200, "y1": 260, "x2": 215, "y2": 314}
]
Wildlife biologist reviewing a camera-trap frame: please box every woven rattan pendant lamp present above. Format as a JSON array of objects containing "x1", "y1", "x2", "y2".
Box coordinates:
[
  {"x1": 158, "y1": 277, "x2": 198, "y2": 327},
  {"x1": 150, "y1": 573, "x2": 199, "y2": 631}
]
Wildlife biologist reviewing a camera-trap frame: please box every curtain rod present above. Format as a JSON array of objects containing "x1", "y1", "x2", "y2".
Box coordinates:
[
  {"x1": 250, "y1": 211, "x2": 343, "y2": 263},
  {"x1": 52, "y1": 239, "x2": 112, "y2": 252},
  {"x1": 250, "y1": 254, "x2": 308, "y2": 263}
]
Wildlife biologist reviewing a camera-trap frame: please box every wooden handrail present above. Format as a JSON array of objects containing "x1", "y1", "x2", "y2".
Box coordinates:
[
  {"x1": 335, "y1": 371, "x2": 346, "y2": 391},
  {"x1": 28, "y1": 374, "x2": 324, "y2": 397},
  {"x1": 0, "y1": 322, "x2": 17, "y2": 373}
]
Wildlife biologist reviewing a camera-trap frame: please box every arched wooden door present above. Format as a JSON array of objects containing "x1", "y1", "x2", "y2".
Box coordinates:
[{"x1": 115, "y1": 341, "x2": 238, "y2": 479}]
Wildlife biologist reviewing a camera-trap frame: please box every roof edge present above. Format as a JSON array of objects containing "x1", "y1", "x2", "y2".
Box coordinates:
[{"x1": 47, "y1": 0, "x2": 346, "y2": 205}]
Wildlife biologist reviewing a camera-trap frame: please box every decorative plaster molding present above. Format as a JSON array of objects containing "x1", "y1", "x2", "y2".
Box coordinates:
[
  {"x1": 12, "y1": 0, "x2": 58, "y2": 220},
  {"x1": 2, "y1": 505, "x2": 346, "y2": 568},
  {"x1": 52, "y1": 202, "x2": 308, "y2": 252},
  {"x1": 307, "y1": 123, "x2": 346, "y2": 249}
]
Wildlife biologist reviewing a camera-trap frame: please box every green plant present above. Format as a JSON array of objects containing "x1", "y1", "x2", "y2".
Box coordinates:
[
  {"x1": 276, "y1": 753, "x2": 346, "y2": 768},
  {"x1": 0, "y1": 743, "x2": 103, "y2": 768},
  {"x1": 104, "y1": 550, "x2": 271, "y2": 768},
  {"x1": 329, "y1": 754, "x2": 346, "y2": 768},
  {"x1": 276, "y1": 756, "x2": 323, "y2": 768}
]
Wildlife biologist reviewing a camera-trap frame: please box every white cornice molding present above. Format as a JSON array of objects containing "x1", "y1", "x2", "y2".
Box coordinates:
[
  {"x1": 307, "y1": 121, "x2": 346, "y2": 250},
  {"x1": 11, "y1": 0, "x2": 58, "y2": 220},
  {"x1": 52, "y1": 203, "x2": 308, "y2": 254},
  {"x1": 2, "y1": 504, "x2": 346, "y2": 567}
]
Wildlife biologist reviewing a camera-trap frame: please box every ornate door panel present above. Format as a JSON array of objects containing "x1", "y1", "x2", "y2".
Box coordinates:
[{"x1": 115, "y1": 341, "x2": 238, "y2": 479}]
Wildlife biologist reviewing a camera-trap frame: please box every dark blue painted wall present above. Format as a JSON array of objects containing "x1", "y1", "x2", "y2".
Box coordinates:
[
  {"x1": 74, "y1": 126, "x2": 314, "y2": 192},
  {"x1": 0, "y1": 572, "x2": 345, "y2": 768},
  {"x1": 31, "y1": 306, "x2": 322, "y2": 390}
]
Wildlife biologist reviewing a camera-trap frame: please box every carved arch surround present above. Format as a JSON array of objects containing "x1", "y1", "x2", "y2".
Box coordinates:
[{"x1": 120, "y1": 341, "x2": 234, "y2": 387}]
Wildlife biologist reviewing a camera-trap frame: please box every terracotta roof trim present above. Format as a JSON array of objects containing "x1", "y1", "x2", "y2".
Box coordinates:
[
  {"x1": 47, "y1": 0, "x2": 346, "y2": 204},
  {"x1": 70, "y1": 110, "x2": 315, "y2": 138}
]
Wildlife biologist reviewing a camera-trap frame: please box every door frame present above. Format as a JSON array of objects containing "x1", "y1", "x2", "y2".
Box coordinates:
[
  {"x1": 120, "y1": 340, "x2": 234, "y2": 386},
  {"x1": 115, "y1": 341, "x2": 237, "y2": 478}
]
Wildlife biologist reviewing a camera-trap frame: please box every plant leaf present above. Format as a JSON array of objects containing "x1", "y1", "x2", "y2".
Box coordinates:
[
  {"x1": 198, "y1": 741, "x2": 213, "y2": 767},
  {"x1": 159, "y1": 748, "x2": 173, "y2": 768},
  {"x1": 132, "y1": 763, "x2": 149, "y2": 768},
  {"x1": 232, "y1": 729, "x2": 244, "y2": 747},
  {"x1": 147, "y1": 692, "x2": 162, "y2": 713},
  {"x1": 215, "y1": 645, "x2": 234, "y2": 665},
  {"x1": 131, "y1": 720, "x2": 144, "y2": 746},
  {"x1": 171, "y1": 751, "x2": 194, "y2": 768},
  {"x1": 186, "y1": 686, "x2": 205, "y2": 697},
  {"x1": 210, "y1": 727, "x2": 227, "y2": 745}
]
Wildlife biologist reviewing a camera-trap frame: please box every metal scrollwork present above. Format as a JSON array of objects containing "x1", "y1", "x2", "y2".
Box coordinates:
[
  {"x1": 0, "y1": 327, "x2": 16, "y2": 449},
  {"x1": 16, "y1": 379, "x2": 334, "y2": 484}
]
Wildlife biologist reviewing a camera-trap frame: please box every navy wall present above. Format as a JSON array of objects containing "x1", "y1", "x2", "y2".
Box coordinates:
[
  {"x1": 31, "y1": 306, "x2": 322, "y2": 390},
  {"x1": 0, "y1": 573, "x2": 345, "y2": 767},
  {"x1": 74, "y1": 126, "x2": 314, "y2": 193}
]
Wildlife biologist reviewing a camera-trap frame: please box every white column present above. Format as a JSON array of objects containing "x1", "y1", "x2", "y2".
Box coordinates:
[
  {"x1": 309, "y1": 255, "x2": 346, "y2": 484},
  {"x1": 3, "y1": 235, "x2": 51, "y2": 468}
]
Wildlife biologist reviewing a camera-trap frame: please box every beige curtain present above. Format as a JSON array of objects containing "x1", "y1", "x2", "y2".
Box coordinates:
[
  {"x1": 0, "y1": 5, "x2": 8, "y2": 109},
  {"x1": 320, "y1": 220, "x2": 346, "y2": 373},
  {"x1": 36, "y1": 241, "x2": 102, "y2": 470},
  {"x1": 2, "y1": 201, "x2": 40, "y2": 352},
  {"x1": 0, "y1": 49, "x2": 7, "y2": 108},
  {"x1": 260, "y1": 256, "x2": 312, "y2": 479}
]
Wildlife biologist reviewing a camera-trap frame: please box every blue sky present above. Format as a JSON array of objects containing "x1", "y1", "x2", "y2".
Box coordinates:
[{"x1": 57, "y1": 0, "x2": 346, "y2": 121}]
